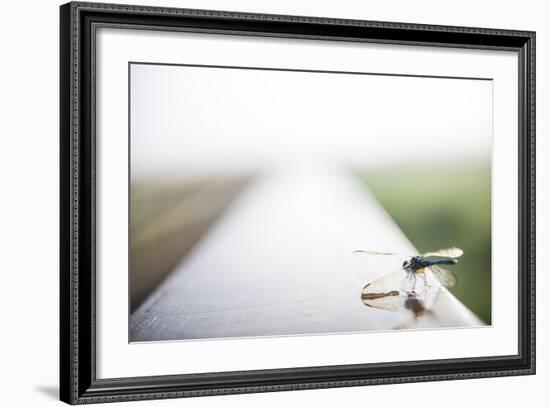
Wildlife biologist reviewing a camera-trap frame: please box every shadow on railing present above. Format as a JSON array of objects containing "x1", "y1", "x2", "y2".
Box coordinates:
[{"x1": 360, "y1": 263, "x2": 481, "y2": 329}]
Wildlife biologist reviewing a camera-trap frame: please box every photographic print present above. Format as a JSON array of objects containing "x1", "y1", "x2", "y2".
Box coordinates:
[{"x1": 128, "y1": 62, "x2": 492, "y2": 342}]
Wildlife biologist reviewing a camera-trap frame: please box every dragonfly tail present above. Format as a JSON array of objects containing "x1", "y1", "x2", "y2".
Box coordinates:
[{"x1": 425, "y1": 259, "x2": 457, "y2": 266}]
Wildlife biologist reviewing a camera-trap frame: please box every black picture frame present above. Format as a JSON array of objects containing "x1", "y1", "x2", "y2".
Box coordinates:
[{"x1": 60, "y1": 1, "x2": 536, "y2": 404}]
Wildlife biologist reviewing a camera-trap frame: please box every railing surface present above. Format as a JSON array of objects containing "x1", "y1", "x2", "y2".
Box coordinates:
[{"x1": 130, "y1": 167, "x2": 481, "y2": 342}]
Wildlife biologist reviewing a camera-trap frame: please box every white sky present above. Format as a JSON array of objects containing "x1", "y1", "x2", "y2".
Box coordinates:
[{"x1": 130, "y1": 63, "x2": 492, "y2": 177}]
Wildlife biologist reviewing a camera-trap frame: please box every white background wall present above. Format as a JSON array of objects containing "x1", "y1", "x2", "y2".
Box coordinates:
[{"x1": 0, "y1": 0, "x2": 546, "y2": 406}]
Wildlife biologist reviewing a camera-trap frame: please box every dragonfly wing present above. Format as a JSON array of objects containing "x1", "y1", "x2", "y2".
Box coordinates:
[
  {"x1": 423, "y1": 247, "x2": 463, "y2": 258},
  {"x1": 354, "y1": 250, "x2": 412, "y2": 258},
  {"x1": 429, "y1": 265, "x2": 457, "y2": 288},
  {"x1": 361, "y1": 270, "x2": 414, "y2": 310}
]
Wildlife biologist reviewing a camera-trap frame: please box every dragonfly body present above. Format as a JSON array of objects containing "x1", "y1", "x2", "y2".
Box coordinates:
[
  {"x1": 403, "y1": 256, "x2": 457, "y2": 275},
  {"x1": 401, "y1": 256, "x2": 458, "y2": 293}
]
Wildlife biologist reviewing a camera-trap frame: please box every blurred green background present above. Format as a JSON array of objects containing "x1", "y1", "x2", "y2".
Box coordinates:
[{"x1": 357, "y1": 161, "x2": 491, "y2": 323}]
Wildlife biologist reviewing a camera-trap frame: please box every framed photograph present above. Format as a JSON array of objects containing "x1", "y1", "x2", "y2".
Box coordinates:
[{"x1": 60, "y1": 1, "x2": 535, "y2": 404}]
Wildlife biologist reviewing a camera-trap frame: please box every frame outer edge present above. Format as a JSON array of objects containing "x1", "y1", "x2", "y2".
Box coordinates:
[
  {"x1": 59, "y1": 2, "x2": 72, "y2": 404},
  {"x1": 60, "y1": 1, "x2": 82, "y2": 405},
  {"x1": 72, "y1": 1, "x2": 80, "y2": 401},
  {"x1": 71, "y1": 0, "x2": 534, "y2": 38},
  {"x1": 529, "y1": 32, "x2": 536, "y2": 374}
]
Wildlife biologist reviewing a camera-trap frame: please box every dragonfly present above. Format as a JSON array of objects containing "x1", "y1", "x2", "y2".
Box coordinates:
[{"x1": 355, "y1": 247, "x2": 463, "y2": 304}]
